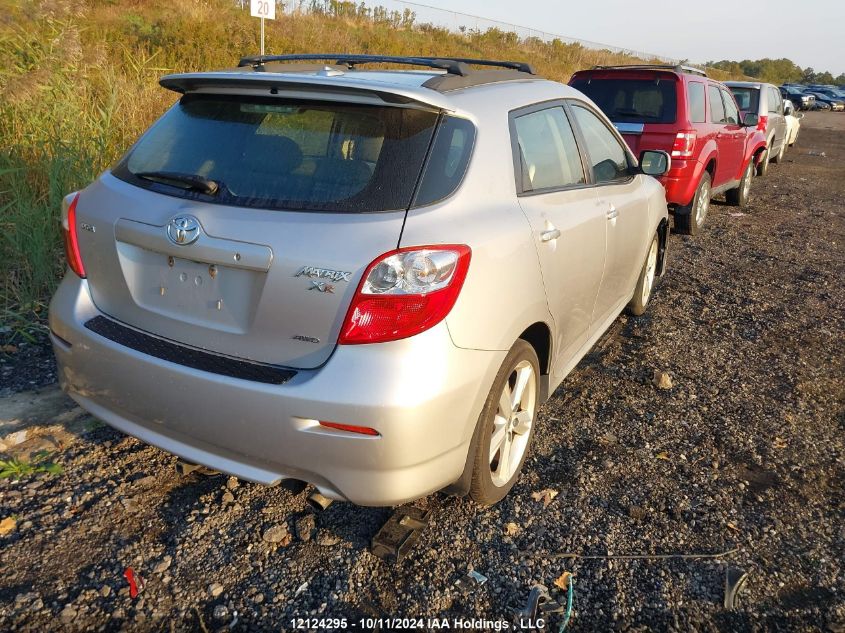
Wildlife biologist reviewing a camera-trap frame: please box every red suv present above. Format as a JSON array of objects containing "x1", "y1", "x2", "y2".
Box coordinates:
[{"x1": 570, "y1": 65, "x2": 767, "y2": 234}]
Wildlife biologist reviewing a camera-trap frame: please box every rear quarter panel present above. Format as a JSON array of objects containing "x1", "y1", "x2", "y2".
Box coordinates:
[{"x1": 400, "y1": 107, "x2": 552, "y2": 355}]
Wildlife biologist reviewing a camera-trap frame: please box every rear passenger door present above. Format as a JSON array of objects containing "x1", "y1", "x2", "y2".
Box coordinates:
[
  {"x1": 707, "y1": 84, "x2": 734, "y2": 186},
  {"x1": 569, "y1": 101, "x2": 649, "y2": 328},
  {"x1": 510, "y1": 103, "x2": 607, "y2": 364},
  {"x1": 717, "y1": 88, "x2": 745, "y2": 180}
]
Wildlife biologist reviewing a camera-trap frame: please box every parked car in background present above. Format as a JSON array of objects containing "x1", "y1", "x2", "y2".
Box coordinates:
[
  {"x1": 807, "y1": 92, "x2": 845, "y2": 111},
  {"x1": 783, "y1": 100, "x2": 803, "y2": 146},
  {"x1": 726, "y1": 81, "x2": 788, "y2": 176},
  {"x1": 49, "y1": 54, "x2": 672, "y2": 507},
  {"x1": 570, "y1": 65, "x2": 766, "y2": 234},
  {"x1": 780, "y1": 86, "x2": 814, "y2": 110}
]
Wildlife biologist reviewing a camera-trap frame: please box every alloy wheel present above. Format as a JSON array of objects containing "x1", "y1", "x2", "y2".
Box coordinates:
[
  {"x1": 641, "y1": 238, "x2": 658, "y2": 306},
  {"x1": 695, "y1": 180, "x2": 711, "y2": 227},
  {"x1": 742, "y1": 163, "x2": 752, "y2": 200},
  {"x1": 489, "y1": 360, "x2": 537, "y2": 487}
]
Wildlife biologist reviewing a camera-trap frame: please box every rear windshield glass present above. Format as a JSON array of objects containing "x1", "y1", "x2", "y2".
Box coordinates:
[
  {"x1": 113, "y1": 95, "x2": 465, "y2": 213},
  {"x1": 570, "y1": 77, "x2": 677, "y2": 124},
  {"x1": 729, "y1": 87, "x2": 760, "y2": 113}
]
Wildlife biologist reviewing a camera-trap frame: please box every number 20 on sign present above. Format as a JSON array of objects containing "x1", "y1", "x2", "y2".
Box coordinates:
[
  {"x1": 250, "y1": 0, "x2": 275, "y2": 19},
  {"x1": 250, "y1": 0, "x2": 275, "y2": 56}
]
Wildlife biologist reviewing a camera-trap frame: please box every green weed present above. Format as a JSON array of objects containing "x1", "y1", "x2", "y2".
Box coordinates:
[{"x1": 0, "y1": 451, "x2": 64, "y2": 480}]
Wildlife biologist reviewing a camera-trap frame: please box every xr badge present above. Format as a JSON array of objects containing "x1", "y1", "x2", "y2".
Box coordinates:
[{"x1": 308, "y1": 281, "x2": 335, "y2": 293}]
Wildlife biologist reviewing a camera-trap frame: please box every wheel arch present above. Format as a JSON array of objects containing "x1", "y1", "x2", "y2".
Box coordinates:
[
  {"x1": 749, "y1": 139, "x2": 768, "y2": 166},
  {"x1": 656, "y1": 217, "x2": 669, "y2": 276},
  {"x1": 443, "y1": 330, "x2": 550, "y2": 498},
  {"x1": 518, "y1": 321, "x2": 552, "y2": 402},
  {"x1": 703, "y1": 157, "x2": 717, "y2": 180}
]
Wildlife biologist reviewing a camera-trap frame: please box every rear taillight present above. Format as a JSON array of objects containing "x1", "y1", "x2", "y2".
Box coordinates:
[
  {"x1": 338, "y1": 245, "x2": 471, "y2": 345},
  {"x1": 671, "y1": 131, "x2": 697, "y2": 158},
  {"x1": 61, "y1": 192, "x2": 86, "y2": 278},
  {"x1": 757, "y1": 114, "x2": 768, "y2": 133}
]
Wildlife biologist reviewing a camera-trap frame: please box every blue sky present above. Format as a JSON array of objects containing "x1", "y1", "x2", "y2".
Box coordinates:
[{"x1": 378, "y1": 0, "x2": 844, "y2": 76}]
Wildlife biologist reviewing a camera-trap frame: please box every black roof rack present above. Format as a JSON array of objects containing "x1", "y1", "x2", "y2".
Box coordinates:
[
  {"x1": 590, "y1": 64, "x2": 707, "y2": 78},
  {"x1": 237, "y1": 54, "x2": 536, "y2": 77}
]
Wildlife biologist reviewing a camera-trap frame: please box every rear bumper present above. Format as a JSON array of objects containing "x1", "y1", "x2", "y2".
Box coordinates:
[
  {"x1": 49, "y1": 275, "x2": 506, "y2": 506},
  {"x1": 658, "y1": 158, "x2": 701, "y2": 208}
]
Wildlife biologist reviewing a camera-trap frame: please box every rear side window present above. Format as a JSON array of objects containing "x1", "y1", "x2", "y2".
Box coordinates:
[
  {"x1": 687, "y1": 82, "x2": 706, "y2": 123},
  {"x1": 413, "y1": 116, "x2": 476, "y2": 207},
  {"x1": 708, "y1": 85, "x2": 726, "y2": 123},
  {"x1": 768, "y1": 88, "x2": 782, "y2": 113},
  {"x1": 729, "y1": 87, "x2": 760, "y2": 113},
  {"x1": 721, "y1": 90, "x2": 740, "y2": 124},
  {"x1": 114, "y1": 95, "x2": 443, "y2": 213},
  {"x1": 513, "y1": 107, "x2": 585, "y2": 192},
  {"x1": 570, "y1": 77, "x2": 677, "y2": 124},
  {"x1": 570, "y1": 104, "x2": 630, "y2": 183}
]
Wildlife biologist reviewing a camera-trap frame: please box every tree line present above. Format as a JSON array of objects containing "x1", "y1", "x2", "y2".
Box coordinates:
[{"x1": 707, "y1": 58, "x2": 844, "y2": 86}]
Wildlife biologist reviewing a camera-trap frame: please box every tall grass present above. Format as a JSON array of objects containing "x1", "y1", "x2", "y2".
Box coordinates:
[{"x1": 0, "y1": 0, "x2": 738, "y2": 319}]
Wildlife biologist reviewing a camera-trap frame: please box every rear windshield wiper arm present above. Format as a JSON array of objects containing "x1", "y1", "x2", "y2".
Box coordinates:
[{"x1": 135, "y1": 171, "x2": 220, "y2": 195}]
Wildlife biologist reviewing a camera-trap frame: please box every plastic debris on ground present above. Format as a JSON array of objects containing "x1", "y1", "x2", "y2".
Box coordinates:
[
  {"x1": 454, "y1": 570, "x2": 488, "y2": 594},
  {"x1": 370, "y1": 505, "x2": 432, "y2": 562},
  {"x1": 123, "y1": 567, "x2": 145, "y2": 598}
]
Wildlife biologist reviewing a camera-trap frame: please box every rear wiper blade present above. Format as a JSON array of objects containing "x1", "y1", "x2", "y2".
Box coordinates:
[{"x1": 135, "y1": 171, "x2": 220, "y2": 195}]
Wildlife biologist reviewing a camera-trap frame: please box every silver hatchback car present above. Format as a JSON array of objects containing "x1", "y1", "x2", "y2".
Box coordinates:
[{"x1": 50, "y1": 55, "x2": 670, "y2": 506}]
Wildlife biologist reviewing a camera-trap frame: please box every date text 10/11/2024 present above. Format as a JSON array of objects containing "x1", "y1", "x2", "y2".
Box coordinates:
[{"x1": 290, "y1": 617, "x2": 544, "y2": 630}]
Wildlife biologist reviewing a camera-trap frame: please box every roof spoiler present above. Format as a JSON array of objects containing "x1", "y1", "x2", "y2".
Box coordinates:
[{"x1": 590, "y1": 64, "x2": 707, "y2": 77}]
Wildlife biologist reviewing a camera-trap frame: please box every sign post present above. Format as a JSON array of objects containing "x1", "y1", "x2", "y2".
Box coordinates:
[{"x1": 250, "y1": 0, "x2": 276, "y2": 57}]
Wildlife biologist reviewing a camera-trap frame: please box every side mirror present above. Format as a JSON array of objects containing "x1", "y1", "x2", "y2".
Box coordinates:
[
  {"x1": 742, "y1": 112, "x2": 760, "y2": 127},
  {"x1": 639, "y1": 150, "x2": 671, "y2": 177},
  {"x1": 784, "y1": 105, "x2": 793, "y2": 115}
]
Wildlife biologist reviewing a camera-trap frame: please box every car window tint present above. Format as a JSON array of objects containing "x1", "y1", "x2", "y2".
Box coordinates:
[
  {"x1": 570, "y1": 104, "x2": 630, "y2": 183},
  {"x1": 687, "y1": 82, "x2": 706, "y2": 123},
  {"x1": 569, "y1": 78, "x2": 677, "y2": 124},
  {"x1": 729, "y1": 87, "x2": 760, "y2": 113},
  {"x1": 413, "y1": 116, "x2": 476, "y2": 207},
  {"x1": 514, "y1": 107, "x2": 585, "y2": 192},
  {"x1": 117, "y1": 94, "x2": 440, "y2": 213},
  {"x1": 721, "y1": 90, "x2": 740, "y2": 125},
  {"x1": 708, "y1": 85, "x2": 726, "y2": 123}
]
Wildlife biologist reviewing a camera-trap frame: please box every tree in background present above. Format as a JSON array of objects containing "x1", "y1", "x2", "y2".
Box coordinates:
[{"x1": 708, "y1": 57, "x2": 841, "y2": 85}]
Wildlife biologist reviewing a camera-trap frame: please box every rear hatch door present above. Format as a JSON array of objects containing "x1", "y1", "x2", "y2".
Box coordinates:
[
  {"x1": 570, "y1": 70, "x2": 680, "y2": 157},
  {"x1": 76, "y1": 90, "x2": 443, "y2": 369}
]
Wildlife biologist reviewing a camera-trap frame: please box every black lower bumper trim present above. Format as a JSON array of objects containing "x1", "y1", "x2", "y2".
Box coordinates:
[{"x1": 84, "y1": 315, "x2": 296, "y2": 385}]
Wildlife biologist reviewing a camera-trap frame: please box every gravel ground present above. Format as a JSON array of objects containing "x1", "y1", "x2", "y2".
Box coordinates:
[
  {"x1": 1, "y1": 112, "x2": 843, "y2": 632},
  {"x1": 0, "y1": 328, "x2": 58, "y2": 397}
]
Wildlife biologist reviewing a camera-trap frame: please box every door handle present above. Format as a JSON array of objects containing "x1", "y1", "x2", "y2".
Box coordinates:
[
  {"x1": 606, "y1": 205, "x2": 618, "y2": 220},
  {"x1": 540, "y1": 228, "x2": 561, "y2": 242}
]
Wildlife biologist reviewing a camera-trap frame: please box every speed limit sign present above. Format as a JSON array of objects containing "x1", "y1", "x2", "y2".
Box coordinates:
[{"x1": 250, "y1": 0, "x2": 275, "y2": 20}]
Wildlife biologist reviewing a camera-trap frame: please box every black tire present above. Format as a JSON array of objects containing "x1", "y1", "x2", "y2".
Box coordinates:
[
  {"x1": 756, "y1": 145, "x2": 771, "y2": 176},
  {"x1": 627, "y1": 232, "x2": 660, "y2": 316},
  {"x1": 673, "y1": 171, "x2": 711, "y2": 236},
  {"x1": 469, "y1": 340, "x2": 540, "y2": 506},
  {"x1": 725, "y1": 159, "x2": 754, "y2": 207}
]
